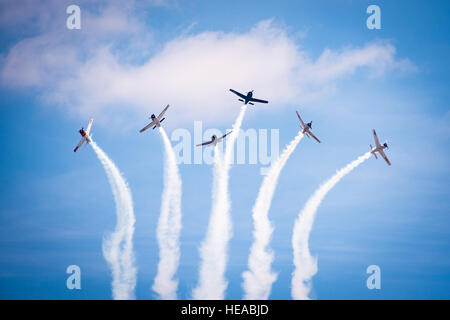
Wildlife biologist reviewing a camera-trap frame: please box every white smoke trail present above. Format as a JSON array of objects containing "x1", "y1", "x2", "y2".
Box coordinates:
[
  {"x1": 193, "y1": 105, "x2": 247, "y2": 299},
  {"x1": 242, "y1": 131, "x2": 304, "y2": 300},
  {"x1": 152, "y1": 127, "x2": 183, "y2": 300},
  {"x1": 291, "y1": 151, "x2": 372, "y2": 300},
  {"x1": 90, "y1": 141, "x2": 137, "y2": 300}
]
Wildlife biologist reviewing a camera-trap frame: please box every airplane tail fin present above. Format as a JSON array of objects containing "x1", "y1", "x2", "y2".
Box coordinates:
[
  {"x1": 153, "y1": 125, "x2": 157, "y2": 130},
  {"x1": 370, "y1": 145, "x2": 378, "y2": 159},
  {"x1": 249, "y1": 102, "x2": 254, "y2": 105},
  {"x1": 86, "y1": 133, "x2": 92, "y2": 146},
  {"x1": 238, "y1": 99, "x2": 244, "y2": 102},
  {"x1": 74, "y1": 146, "x2": 79, "y2": 152}
]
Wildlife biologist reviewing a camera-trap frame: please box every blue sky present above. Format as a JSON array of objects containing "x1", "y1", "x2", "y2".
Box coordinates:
[{"x1": 0, "y1": 0, "x2": 449, "y2": 299}]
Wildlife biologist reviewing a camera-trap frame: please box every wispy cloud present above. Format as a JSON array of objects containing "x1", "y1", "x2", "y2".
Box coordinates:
[{"x1": 0, "y1": 4, "x2": 413, "y2": 127}]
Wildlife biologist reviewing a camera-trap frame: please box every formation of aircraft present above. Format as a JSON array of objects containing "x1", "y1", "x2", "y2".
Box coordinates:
[
  {"x1": 229, "y1": 89, "x2": 268, "y2": 105},
  {"x1": 296, "y1": 111, "x2": 321, "y2": 143},
  {"x1": 196, "y1": 132, "x2": 233, "y2": 147},
  {"x1": 73, "y1": 90, "x2": 391, "y2": 166},
  {"x1": 370, "y1": 129, "x2": 391, "y2": 166},
  {"x1": 139, "y1": 104, "x2": 169, "y2": 133},
  {"x1": 73, "y1": 117, "x2": 93, "y2": 152}
]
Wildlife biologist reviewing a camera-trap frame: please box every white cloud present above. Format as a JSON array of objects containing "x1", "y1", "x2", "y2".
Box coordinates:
[
  {"x1": 0, "y1": 0, "x2": 153, "y2": 87},
  {"x1": 0, "y1": 3, "x2": 413, "y2": 128}
]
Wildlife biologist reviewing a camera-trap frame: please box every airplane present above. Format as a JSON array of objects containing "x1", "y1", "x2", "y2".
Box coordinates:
[
  {"x1": 229, "y1": 89, "x2": 268, "y2": 105},
  {"x1": 296, "y1": 110, "x2": 321, "y2": 143},
  {"x1": 139, "y1": 104, "x2": 169, "y2": 133},
  {"x1": 74, "y1": 117, "x2": 93, "y2": 152},
  {"x1": 196, "y1": 131, "x2": 232, "y2": 147},
  {"x1": 370, "y1": 129, "x2": 391, "y2": 166}
]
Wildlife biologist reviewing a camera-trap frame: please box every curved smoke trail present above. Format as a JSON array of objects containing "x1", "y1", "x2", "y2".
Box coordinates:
[
  {"x1": 193, "y1": 105, "x2": 247, "y2": 299},
  {"x1": 243, "y1": 131, "x2": 304, "y2": 300},
  {"x1": 91, "y1": 141, "x2": 137, "y2": 300},
  {"x1": 291, "y1": 152, "x2": 371, "y2": 300},
  {"x1": 152, "y1": 127, "x2": 183, "y2": 299}
]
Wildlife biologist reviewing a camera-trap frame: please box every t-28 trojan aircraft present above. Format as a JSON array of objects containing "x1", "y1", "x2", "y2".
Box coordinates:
[
  {"x1": 229, "y1": 89, "x2": 268, "y2": 105},
  {"x1": 196, "y1": 131, "x2": 232, "y2": 147},
  {"x1": 370, "y1": 129, "x2": 391, "y2": 166},
  {"x1": 139, "y1": 104, "x2": 169, "y2": 133},
  {"x1": 296, "y1": 110, "x2": 321, "y2": 143},
  {"x1": 73, "y1": 117, "x2": 93, "y2": 152}
]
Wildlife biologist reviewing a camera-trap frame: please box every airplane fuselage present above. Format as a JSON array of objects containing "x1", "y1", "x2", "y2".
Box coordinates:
[
  {"x1": 241, "y1": 91, "x2": 254, "y2": 104},
  {"x1": 74, "y1": 116, "x2": 93, "y2": 152},
  {"x1": 301, "y1": 125, "x2": 312, "y2": 135},
  {"x1": 78, "y1": 128, "x2": 91, "y2": 142},
  {"x1": 210, "y1": 135, "x2": 218, "y2": 146},
  {"x1": 371, "y1": 144, "x2": 386, "y2": 154},
  {"x1": 300, "y1": 121, "x2": 312, "y2": 132},
  {"x1": 78, "y1": 129, "x2": 91, "y2": 143},
  {"x1": 151, "y1": 114, "x2": 162, "y2": 128},
  {"x1": 370, "y1": 142, "x2": 388, "y2": 159},
  {"x1": 74, "y1": 130, "x2": 89, "y2": 152},
  {"x1": 369, "y1": 130, "x2": 390, "y2": 165}
]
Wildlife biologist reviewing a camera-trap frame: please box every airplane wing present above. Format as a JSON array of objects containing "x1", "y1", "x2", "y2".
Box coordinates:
[
  {"x1": 139, "y1": 119, "x2": 158, "y2": 133},
  {"x1": 296, "y1": 111, "x2": 306, "y2": 128},
  {"x1": 217, "y1": 131, "x2": 232, "y2": 142},
  {"x1": 229, "y1": 89, "x2": 247, "y2": 99},
  {"x1": 196, "y1": 140, "x2": 213, "y2": 147},
  {"x1": 249, "y1": 97, "x2": 268, "y2": 104},
  {"x1": 74, "y1": 136, "x2": 86, "y2": 152},
  {"x1": 157, "y1": 104, "x2": 170, "y2": 120},
  {"x1": 85, "y1": 117, "x2": 94, "y2": 135},
  {"x1": 378, "y1": 149, "x2": 391, "y2": 166},
  {"x1": 372, "y1": 129, "x2": 381, "y2": 148},
  {"x1": 308, "y1": 130, "x2": 321, "y2": 143}
]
